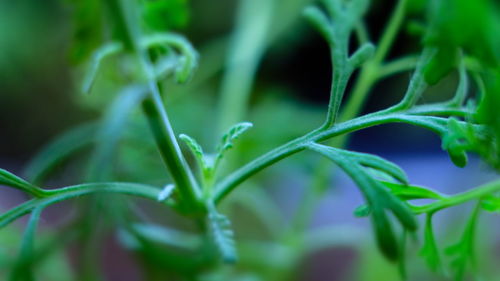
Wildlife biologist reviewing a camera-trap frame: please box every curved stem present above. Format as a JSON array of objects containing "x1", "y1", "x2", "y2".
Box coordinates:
[
  {"x1": 0, "y1": 182, "x2": 164, "y2": 229},
  {"x1": 414, "y1": 180, "x2": 500, "y2": 214},
  {"x1": 213, "y1": 105, "x2": 460, "y2": 203}
]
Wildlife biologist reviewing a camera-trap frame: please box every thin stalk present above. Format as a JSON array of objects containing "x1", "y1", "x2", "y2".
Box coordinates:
[{"x1": 415, "y1": 180, "x2": 500, "y2": 214}]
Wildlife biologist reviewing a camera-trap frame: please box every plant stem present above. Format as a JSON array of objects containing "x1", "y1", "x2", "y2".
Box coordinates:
[
  {"x1": 339, "y1": 0, "x2": 408, "y2": 125},
  {"x1": 213, "y1": 106, "x2": 458, "y2": 202},
  {"x1": 110, "y1": 0, "x2": 202, "y2": 211},
  {"x1": 0, "y1": 182, "x2": 166, "y2": 229},
  {"x1": 415, "y1": 180, "x2": 500, "y2": 214}
]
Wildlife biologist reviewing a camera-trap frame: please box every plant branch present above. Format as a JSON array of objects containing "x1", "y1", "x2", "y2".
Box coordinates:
[
  {"x1": 214, "y1": 104, "x2": 465, "y2": 203},
  {"x1": 0, "y1": 182, "x2": 165, "y2": 229},
  {"x1": 414, "y1": 180, "x2": 500, "y2": 214}
]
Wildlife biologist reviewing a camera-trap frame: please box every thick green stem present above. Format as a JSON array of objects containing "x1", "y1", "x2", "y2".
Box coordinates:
[
  {"x1": 142, "y1": 93, "x2": 202, "y2": 211},
  {"x1": 108, "y1": 0, "x2": 202, "y2": 211}
]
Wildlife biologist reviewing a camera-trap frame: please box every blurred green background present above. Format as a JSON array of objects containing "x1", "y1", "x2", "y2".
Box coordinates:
[{"x1": 0, "y1": 0, "x2": 499, "y2": 280}]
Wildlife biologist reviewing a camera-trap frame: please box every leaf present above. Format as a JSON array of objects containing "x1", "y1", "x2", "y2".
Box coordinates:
[
  {"x1": 419, "y1": 213, "x2": 443, "y2": 273},
  {"x1": 66, "y1": 0, "x2": 105, "y2": 63},
  {"x1": 303, "y1": 6, "x2": 333, "y2": 45},
  {"x1": 81, "y1": 42, "x2": 123, "y2": 94},
  {"x1": 179, "y1": 134, "x2": 205, "y2": 168},
  {"x1": 122, "y1": 223, "x2": 201, "y2": 251},
  {"x1": 140, "y1": 33, "x2": 199, "y2": 83},
  {"x1": 86, "y1": 85, "x2": 147, "y2": 181},
  {"x1": 10, "y1": 207, "x2": 43, "y2": 281},
  {"x1": 444, "y1": 203, "x2": 481, "y2": 281},
  {"x1": 341, "y1": 150, "x2": 409, "y2": 184},
  {"x1": 215, "y1": 122, "x2": 253, "y2": 165},
  {"x1": 481, "y1": 194, "x2": 500, "y2": 212},
  {"x1": 348, "y1": 43, "x2": 375, "y2": 69},
  {"x1": 423, "y1": 0, "x2": 500, "y2": 84},
  {"x1": 353, "y1": 204, "x2": 371, "y2": 217},
  {"x1": 0, "y1": 169, "x2": 45, "y2": 198},
  {"x1": 380, "y1": 181, "x2": 444, "y2": 201},
  {"x1": 307, "y1": 143, "x2": 417, "y2": 261},
  {"x1": 24, "y1": 123, "x2": 96, "y2": 185},
  {"x1": 207, "y1": 204, "x2": 237, "y2": 263}
]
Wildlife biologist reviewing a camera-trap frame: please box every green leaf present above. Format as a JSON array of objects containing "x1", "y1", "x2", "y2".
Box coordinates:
[
  {"x1": 179, "y1": 134, "x2": 206, "y2": 168},
  {"x1": 24, "y1": 123, "x2": 96, "y2": 185},
  {"x1": 481, "y1": 194, "x2": 500, "y2": 212},
  {"x1": 380, "y1": 181, "x2": 444, "y2": 201},
  {"x1": 215, "y1": 122, "x2": 253, "y2": 165},
  {"x1": 140, "y1": 33, "x2": 199, "y2": 83},
  {"x1": 0, "y1": 169, "x2": 45, "y2": 198},
  {"x1": 444, "y1": 204, "x2": 481, "y2": 281},
  {"x1": 419, "y1": 213, "x2": 443, "y2": 273},
  {"x1": 81, "y1": 42, "x2": 123, "y2": 94},
  {"x1": 348, "y1": 43, "x2": 375, "y2": 69},
  {"x1": 353, "y1": 204, "x2": 371, "y2": 217},
  {"x1": 87, "y1": 85, "x2": 147, "y2": 181},
  {"x1": 307, "y1": 143, "x2": 417, "y2": 261},
  {"x1": 10, "y1": 207, "x2": 43, "y2": 281},
  {"x1": 207, "y1": 204, "x2": 237, "y2": 263},
  {"x1": 423, "y1": 0, "x2": 500, "y2": 84},
  {"x1": 340, "y1": 150, "x2": 409, "y2": 184},
  {"x1": 66, "y1": 0, "x2": 105, "y2": 63}
]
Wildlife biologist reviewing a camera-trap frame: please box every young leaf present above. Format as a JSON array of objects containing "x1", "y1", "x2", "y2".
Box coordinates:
[
  {"x1": 419, "y1": 213, "x2": 443, "y2": 273},
  {"x1": 215, "y1": 122, "x2": 253, "y2": 165},
  {"x1": 140, "y1": 33, "x2": 199, "y2": 83},
  {"x1": 307, "y1": 142, "x2": 417, "y2": 261},
  {"x1": 0, "y1": 169, "x2": 45, "y2": 198},
  {"x1": 179, "y1": 134, "x2": 206, "y2": 169},
  {"x1": 207, "y1": 204, "x2": 237, "y2": 263}
]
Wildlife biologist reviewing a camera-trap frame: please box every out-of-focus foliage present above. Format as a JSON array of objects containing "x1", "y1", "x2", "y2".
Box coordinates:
[{"x1": 423, "y1": 0, "x2": 500, "y2": 84}]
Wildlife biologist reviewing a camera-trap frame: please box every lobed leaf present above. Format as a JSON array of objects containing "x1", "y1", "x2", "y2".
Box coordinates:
[
  {"x1": 179, "y1": 134, "x2": 205, "y2": 168},
  {"x1": 207, "y1": 204, "x2": 237, "y2": 263},
  {"x1": 216, "y1": 122, "x2": 253, "y2": 163},
  {"x1": 307, "y1": 142, "x2": 417, "y2": 260}
]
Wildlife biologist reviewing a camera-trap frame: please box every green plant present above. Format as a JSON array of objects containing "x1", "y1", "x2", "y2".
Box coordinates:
[{"x1": 1, "y1": 0, "x2": 499, "y2": 280}]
